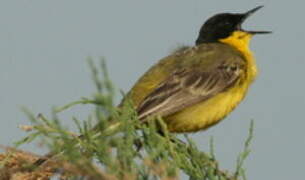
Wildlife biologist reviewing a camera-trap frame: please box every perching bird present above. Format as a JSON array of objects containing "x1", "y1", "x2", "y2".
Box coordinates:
[{"x1": 34, "y1": 6, "x2": 270, "y2": 166}]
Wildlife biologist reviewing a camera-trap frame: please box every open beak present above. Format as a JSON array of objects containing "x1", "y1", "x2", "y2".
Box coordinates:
[{"x1": 238, "y1": 6, "x2": 272, "y2": 35}]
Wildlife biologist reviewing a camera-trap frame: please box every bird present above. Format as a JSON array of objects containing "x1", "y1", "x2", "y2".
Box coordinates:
[
  {"x1": 126, "y1": 5, "x2": 270, "y2": 132},
  {"x1": 34, "y1": 6, "x2": 270, "y2": 165}
]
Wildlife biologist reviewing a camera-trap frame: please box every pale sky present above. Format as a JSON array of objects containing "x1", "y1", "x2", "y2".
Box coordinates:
[{"x1": 1, "y1": 1, "x2": 304, "y2": 179}]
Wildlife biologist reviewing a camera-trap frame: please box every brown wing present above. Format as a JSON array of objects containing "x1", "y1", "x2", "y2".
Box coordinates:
[{"x1": 136, "y1": 63, "x2": 243, "y2": 120}]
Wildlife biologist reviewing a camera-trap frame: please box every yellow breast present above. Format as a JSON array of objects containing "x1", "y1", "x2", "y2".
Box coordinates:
[
  {"x1": 165, "y1": 82, "x2": 248, "y2": 132},
  {"x1": 165, "y1": 31, "x2": 258, "y2": 133}
]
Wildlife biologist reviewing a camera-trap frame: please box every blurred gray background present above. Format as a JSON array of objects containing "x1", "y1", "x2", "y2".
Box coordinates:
[{"x1": 0, "y1": 0, "x2": 303, "y2": 179}]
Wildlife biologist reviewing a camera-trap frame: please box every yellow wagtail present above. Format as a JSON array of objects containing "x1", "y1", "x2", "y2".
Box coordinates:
[
  {"x1": 35, "y1": 6, "x2": 270, "y2": 165},
  {"x1": 127, "y1": 6, "x2": 270, "y2": 132}
]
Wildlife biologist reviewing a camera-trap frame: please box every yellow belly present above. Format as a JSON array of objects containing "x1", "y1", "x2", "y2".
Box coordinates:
[{"x1": 164, "y1": 83, "x2": 248, "y2": 133}]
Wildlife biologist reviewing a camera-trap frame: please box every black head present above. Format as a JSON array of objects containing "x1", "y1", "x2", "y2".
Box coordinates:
[{"x1": 196, "y1": 6, "x2": 271, "y2": 45}]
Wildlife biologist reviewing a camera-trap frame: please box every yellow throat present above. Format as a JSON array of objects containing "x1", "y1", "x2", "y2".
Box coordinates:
[{"x1": 220, "y1": 31, "x2": 257, "y2": 81}]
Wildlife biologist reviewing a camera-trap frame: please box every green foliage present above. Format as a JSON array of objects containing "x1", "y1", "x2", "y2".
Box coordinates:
[{"x1": 17, "y1": 58, "x2": 254, "y2": 180}]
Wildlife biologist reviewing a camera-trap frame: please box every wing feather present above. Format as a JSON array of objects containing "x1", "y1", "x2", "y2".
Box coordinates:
[{"x1": 137, "y1": 63, "x2": 243, "y2": 120}]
